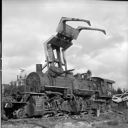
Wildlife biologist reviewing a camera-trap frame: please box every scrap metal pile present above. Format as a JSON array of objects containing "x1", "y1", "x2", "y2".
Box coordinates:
[{"x1": 2, "y1": 17, "x2": 116, "y2": 120}]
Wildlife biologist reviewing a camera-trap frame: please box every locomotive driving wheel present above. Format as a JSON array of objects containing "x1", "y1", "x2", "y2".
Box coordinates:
[{"x1": 15, "y1": 108, "x2": 26, "y2": 119}]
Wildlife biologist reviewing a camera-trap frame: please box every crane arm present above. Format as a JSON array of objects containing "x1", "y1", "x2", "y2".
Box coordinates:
[{"x1": 76, "y1": 26, "x2": 106, "y2": 35}]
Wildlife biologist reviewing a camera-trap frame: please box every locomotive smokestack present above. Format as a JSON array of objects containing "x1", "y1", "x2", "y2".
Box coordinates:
[{"x1": 36, "y1": 64, "x2": 42, "y2": 73}]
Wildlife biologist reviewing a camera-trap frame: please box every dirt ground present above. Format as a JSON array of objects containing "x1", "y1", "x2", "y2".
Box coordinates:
[{"x1": 2, "y1": 107, "x2": 128, "y2": 128}]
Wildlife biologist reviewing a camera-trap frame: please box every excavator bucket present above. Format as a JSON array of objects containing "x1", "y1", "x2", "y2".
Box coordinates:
[{"x1": 56, "y1": 17, "x2": 106, "y2": 40}]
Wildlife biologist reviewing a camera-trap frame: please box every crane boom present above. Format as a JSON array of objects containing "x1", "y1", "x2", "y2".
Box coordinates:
[{"x1": 43, "y1": 17, "x2": 106, "y2": 72}]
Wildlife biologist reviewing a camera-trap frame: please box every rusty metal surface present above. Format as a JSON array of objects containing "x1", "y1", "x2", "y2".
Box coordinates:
[{"x1": 2, "y1": 17, "x2": 115, "y2": 120}]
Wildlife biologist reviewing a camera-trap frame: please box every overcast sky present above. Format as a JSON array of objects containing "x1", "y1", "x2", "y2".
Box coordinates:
[{"x1": 2, "y1": 0, "x2": 128, "y2": 89}]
